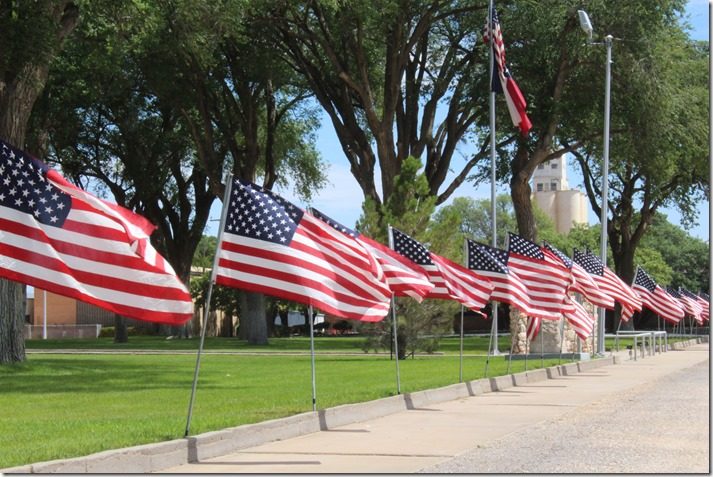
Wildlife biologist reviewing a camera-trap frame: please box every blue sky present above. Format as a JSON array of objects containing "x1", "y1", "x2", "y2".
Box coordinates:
[{"x1": 210, "y1": 1, "x2": 710, "y2": 242}]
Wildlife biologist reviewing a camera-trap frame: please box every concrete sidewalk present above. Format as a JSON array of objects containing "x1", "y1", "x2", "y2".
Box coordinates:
[{"x1": 158, "y1": 342, "x2": 709, "y2": 474}]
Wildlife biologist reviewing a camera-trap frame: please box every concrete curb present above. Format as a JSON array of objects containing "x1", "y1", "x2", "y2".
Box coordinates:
[
  {"x1": 669, "y1": 336, "x2": 708, "y2": 350},
  {"x1": 0, "y1": 349, "x2": 665, "y2": 474}
]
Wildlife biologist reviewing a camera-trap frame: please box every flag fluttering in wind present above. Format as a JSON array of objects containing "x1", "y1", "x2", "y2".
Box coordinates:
[
  {"x1": 679, "y1": 287, "x2": 705, "y2": 325},
  {"x1": 573, "y1": 249, "x2": 642, "y2": 321},
  {"x1": 0, "y1": 139, "x2": 193, "y2": 325},
  {"x1": 483, "y1": 6, "x2": 532, "y2": 135},
  {"x1": 391, "y1": 227, "x2": 493, "y2": 313},
  {"x1": 630, "y1": 267, "x2": 684, "y2": 324},
  {"x1": 214, "y1": 178, "x2": 391, "y2": 321},
  {"x1": 544, "y1": 242, "x2": 615, "y2": 310},
  {"x1": 698, "y1": 292, "x2": 710, "y2": 321},
  {"x1": 506, "y1": 233, "x2": 571, "y2": 319},
  {"x1": 564, "y1": 296, "x2": 596, "y2": 340},
  {"x1": 466, "y1": 239, "x2": 540, "y2": 318},
  {"x1": 310, "y1": 208, "x2": 434, "y2": 302}
]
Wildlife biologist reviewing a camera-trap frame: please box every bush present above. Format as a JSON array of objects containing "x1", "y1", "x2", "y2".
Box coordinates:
[{"x1": 98, "y1": 326, "x2": 153, "y2": 338}]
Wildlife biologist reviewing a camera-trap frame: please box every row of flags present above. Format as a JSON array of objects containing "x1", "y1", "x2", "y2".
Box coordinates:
[
  {"x1": 211, "y1": 176, "x2": 709, "y2": 342},
  {"x1": 0, "y1": 140, "x2": 708, "y2": 340}
]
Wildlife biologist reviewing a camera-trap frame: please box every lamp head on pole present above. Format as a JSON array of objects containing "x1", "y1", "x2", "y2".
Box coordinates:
[{"x1": 578, "y1": 10, "x2": 594, "y2": 42}]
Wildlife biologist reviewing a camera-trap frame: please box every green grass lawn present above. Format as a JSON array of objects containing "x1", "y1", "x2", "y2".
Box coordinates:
[
  {"x1": 24, "y1": 334, "x2": 514, "y2": 354},
  {"x1": 2, "y1": 335, "x2": 566, "y2": 469}
]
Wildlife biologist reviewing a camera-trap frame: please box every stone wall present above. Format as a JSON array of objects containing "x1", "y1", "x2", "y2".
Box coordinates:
[{"x1": 509, "y1": 296, "x2": 597, "y2": 354}]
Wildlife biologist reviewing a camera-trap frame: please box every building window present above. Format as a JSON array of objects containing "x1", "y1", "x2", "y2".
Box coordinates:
[
  {"x1": 538, "y1": 163, "x2": 545, "y2": 169},
  {"x1": 536, "y1": 183, "x2": 544, "y2": 192},
  {"x1": 550, "y1": 181, "x2": 558, "y2": 191},
  {"x1": 551, "y1": 162, "x2": 558, "y2": 169}
]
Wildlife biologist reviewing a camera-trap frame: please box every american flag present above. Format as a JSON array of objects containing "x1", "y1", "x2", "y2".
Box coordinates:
[
  {"x1": 483, "y1": 6, "x2": 532, "y2": 135},
  {"x1": 214, "y1": 178, "x2": 391, "y2": 322},
  {"x1": 573, "y1": 249, "x2": 642, "y2": 322},
  {"x1": 679, "y1": 287, "x2": 705, "y2": 324},
  {"x1": 0, "y1": 139, "x2": 193, "y2": 325},
  {"x1": 699, "y1": 292, "x2": 710, "y2": 321},
  {"x1": 630, "y1": 267, "x2": 684, "y2": 324},
  {"x1": 309, "y1": 208, "x2": 434, "y2": 302},
  {"x1": 466, "y1": 239, "x2": 537, "y2": 318},
  {"x1": 564, "y1": 296, "x2": 596, "y2": 340},
  {"x1": 390, "y1": 228, "x2": 493, "y2": 313},
  {"x1": 544, "y1": 242, "x2": 615, "y2": 310},
  {"x1": 507, "y1": 233, "x2": 571, "y2": 320}
]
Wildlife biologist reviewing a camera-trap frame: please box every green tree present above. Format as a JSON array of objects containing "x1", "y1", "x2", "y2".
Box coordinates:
[
  {"x1": 36, "y1": 0, "x2": 327, "y2": 344},
  {"x1": 572, "y1": 29, "x2": 707, "y2": 294},
  {"x1": 270, "y1": 0, "x2": 494, "y2": 215},
  {"x1": 640, "y1": 213, "x2": 709, "y2": 292},
  {"x1": 0, "y1": 1, "x2": 79, "y2": 364}
]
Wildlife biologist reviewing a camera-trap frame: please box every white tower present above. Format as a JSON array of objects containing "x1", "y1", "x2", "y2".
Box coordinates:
[{"x1": 531, "y1": 155, "x2": 588, "y2": 234}]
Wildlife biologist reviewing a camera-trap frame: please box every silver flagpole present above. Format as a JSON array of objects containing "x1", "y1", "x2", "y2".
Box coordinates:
[
  {"x1": 387, "y1": 226, "x2": 401, "y2": 394},
  {"x1": 184, "y1": 172, "x2": 233, "y2": 438},
  {"x1": 460, "y1": 240, "x2": 466, "y2": 382},
  {"x1": 540, "y1": 322, "x2": 545, "y2": 369},
  {"x1": 524, "y1": 318, "x2": 529, "y2": 372},
  {"x1": 459, "y1": 304, "x2": 464, "y2": 382},
  {"x1": 391, "y1": 298, "x2": 401, "y2": 393},
  {"x1": 309, "y1": 304, "x2": 317, "y2": 411},
  {"x1": 488, "y1": 0, "x2": 500, "y2": 357},
  {"x1": 558, "y1": 314, "x2": 565, "y2": 364}
]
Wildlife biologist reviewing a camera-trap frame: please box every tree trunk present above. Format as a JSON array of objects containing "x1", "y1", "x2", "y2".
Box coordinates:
[
  {"x1": 509, "y1": 148, "x2": 538, "y2": 241},
  {"x1": 221, "y1": 312, "x2": 233, "y2": 338},
  {"x1": 612, "y1": 244, "x2": 637, "y2": 331},
  {"x1": 239, "y1": 291, "x2": 268, "y2": 345},
  {"x1": 0, "y1": 2, "x2": 79, "y2": 364},
  {"x1": 0, "y1": 279, "x2": 26, "y2": 364},
  {"x1": 113, "y1": 314, "x2": 128, "y2": 343}
]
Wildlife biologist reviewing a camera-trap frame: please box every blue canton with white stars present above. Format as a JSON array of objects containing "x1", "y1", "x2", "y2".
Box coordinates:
[
  {"x1": 680, "y1": 288, "x2": 700, "y2": 300},
  {"x1": 225, "y1": 178, "x2": 303, "y2": 245},
  {"x1": 0, "y1": 139, "x2": 71, "y2": 228},
  {"x1": 666, "y1": 287, "x2": 681, "y2": 299},
  {"x1": 508, "y1": 233, "x2": 544, "y2": 260},
  {"x1": 544, "y1": 242, "x2": 572, "y2": 268},
  {"x1": 467, "y1": 239, "x2": 510, "y2": 274},
  {"x1": 391, "y1": 228, "x2": 433, "y2": 266},
  {"x1": 633, "y1": 268, "x2": 656, "y2": 293},
  {"x1": 310, "y1": 207, "x2": 358, "y2": 238},
  {"x1": 573, "y1": 249, "x2": 604, "y2": 276}
]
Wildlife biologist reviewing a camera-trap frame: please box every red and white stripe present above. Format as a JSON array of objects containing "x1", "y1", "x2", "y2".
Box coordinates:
[
  {"x1": 429, "y1": 253, "x2": 494, "y2": 313},
  {"x1": 0, "y1": 173, "x2": 193, "y2": 325},
  {"x1": 593, "y1": 267, "x2": 642, "y2": 322},
  {"x1": 569, "y1": 261, "x2": 616, "y2": 310},
  {"x1": 216, "y1": 210, "x2": 391, "y2": 322},
  {"x1": 632, "y1": 284, "x2": 684, "y2": 325},
  {"x1": 358, "y1": 235, "x2": 434, "y2": 302},
  {"x1": 507, "y1": 242, "x2": 572, "y2": 320},
  {"x1": 563, "y1": 296, "x2": 595, "y2": 340}
]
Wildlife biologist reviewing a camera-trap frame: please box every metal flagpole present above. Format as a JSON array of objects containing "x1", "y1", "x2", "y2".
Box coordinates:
[
  {"x1": 484, "y1": 310, "x2": 495, "y2": 378},
  {"x1": 388, "y1": 226, "x2": 401, "y2": 394},
  {"x1": 460, "y1": 305, "x2": 465, "y2": 382},
  {"x1": 184, "y1": 172, "x2": 233, "y2": 438},
  {"x1": 524, "y1": 319, "x2": 530, "y2": 372},
  {"x1": 391, "y1": 298, "x2": 401, "y2": 393},
  {"x1": 309, "y1": 304, "x2": 317, "y2": 411},
  {"x1": 540, "y1": 325, "x2": 544, "y2": 369},
  {"x1": 596, "y1": 34, "x2": 614, "y2": 356},
  {"x1": 558, "y1": 315, "x2": 565, "y2": 364},
  {"x1": 506, "y1": 332, "x2": 515, "y2": 375},
  {"x1": 42, "y1": 289, "x2": 47, "y2": 340},
  {"x1": 488, "y1": 0, "x2": 500, "y2": 357}
]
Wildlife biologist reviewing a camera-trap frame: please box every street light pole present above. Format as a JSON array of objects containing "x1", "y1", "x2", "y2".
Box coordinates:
[{"x1": 596, "y1": 34, "x2": 613, "y2": 356}]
